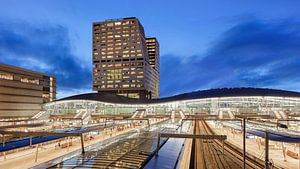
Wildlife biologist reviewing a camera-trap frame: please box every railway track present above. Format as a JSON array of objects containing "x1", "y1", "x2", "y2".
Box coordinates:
[{"x1": 192, "y1": 120, "x2": 281, "y2": 169}]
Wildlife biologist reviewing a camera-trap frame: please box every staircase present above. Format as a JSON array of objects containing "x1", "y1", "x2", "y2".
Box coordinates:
[
  {"x1": 228, "y1": 111, "x2": 235, "y2": 119},
  {"x1": 139, "y1": 111, "x2": 145, "y2": 118},
  {"x1": 171, "y1": 111, "x2": 175, "y2": 119},
  {"x1": 131, "y1": 109, "x2": 146, "y2": 119},
  {"x1": 74, "y1": 110, "x2": 84, "y2": 118},
  {"x1": 273, "y1": 111, "x2": 282, "y2": 119},
  {"x1": 131, "y1": 111, "x2": 139, "y2": 118},
  {"x1": 279, "y1": 111, "x2": 287, "y2": 119},
  {"x1": 179, "y1": 111, "x2": 185, "y2": 119},
  {"x1": 74, "y1": 110, "x2": 91, "y2": 124},
  {"x1": 32, "y1": 111, "x2": 49, "y2": 120},
  {"x1": 219, "y1": 110, "x2": 223, "y2": 119}
]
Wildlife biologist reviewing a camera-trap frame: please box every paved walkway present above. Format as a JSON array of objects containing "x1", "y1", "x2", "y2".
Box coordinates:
[
  {"x1": 208, "y1": 121, "x2": 300, "y2": 169},
  {"x1": 0, "y1": 123, "x2": 149, "y2": 169}
]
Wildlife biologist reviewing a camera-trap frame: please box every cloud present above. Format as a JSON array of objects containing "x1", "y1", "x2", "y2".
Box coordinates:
[
  {"x1": 0, "y1": 20, "x2": 92, "y2": 98},
  {"x1": 1, "y1": 18, "x2": 300, "y2": 99},
  {"x1": 161, "y1": 19, "x2": 300, "y2": 97}
]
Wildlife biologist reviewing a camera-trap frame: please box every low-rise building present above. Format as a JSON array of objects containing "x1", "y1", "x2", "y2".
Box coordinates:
[{"x1": 0, "y1": 63, "x2": 56, "y2": 117}]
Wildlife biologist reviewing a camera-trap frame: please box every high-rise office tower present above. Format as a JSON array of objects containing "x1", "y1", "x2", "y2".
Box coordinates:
[
  {"x1": 92, "y1": 17, "x2": 160, "y2": 99},
  {"x1": 146, "y1": 37, "x2": 160, "y2": 99}
]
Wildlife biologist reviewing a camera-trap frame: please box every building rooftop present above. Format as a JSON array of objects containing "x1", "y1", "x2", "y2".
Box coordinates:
[{"x1": 0, "y1": 63, "x2": 55, "y2": 77}]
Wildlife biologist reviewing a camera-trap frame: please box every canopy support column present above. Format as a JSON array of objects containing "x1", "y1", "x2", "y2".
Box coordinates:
[{"x1": 81, "y1": 134, "x2": 85, "y2": 154}]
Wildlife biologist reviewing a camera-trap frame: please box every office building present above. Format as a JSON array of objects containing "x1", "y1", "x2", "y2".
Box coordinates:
[
  {"x1": 146, "y1": 37, "x2": 160, "y2": 98},
  {"x1": 92, "y1": 17, "x2": 159, "y2": 99},
  {"x1": 0, "y1": 63, "x2": 56, "y2": 117}
]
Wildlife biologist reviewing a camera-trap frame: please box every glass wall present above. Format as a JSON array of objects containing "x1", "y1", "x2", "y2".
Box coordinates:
[{"x1": 43, "y1": 96, "x2": 300, "y2": 117}]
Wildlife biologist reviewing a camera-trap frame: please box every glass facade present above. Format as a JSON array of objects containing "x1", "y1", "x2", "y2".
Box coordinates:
[
  {"x1": 44, "y1": 96, "x2": 300, "y2": 117},
  {"x1": 92, "y1": 17, "x2": 159, "y2": 99}
]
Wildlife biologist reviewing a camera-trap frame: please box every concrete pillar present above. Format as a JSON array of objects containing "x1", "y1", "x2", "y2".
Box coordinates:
[
  {"x1": 35, "y1": 144, "x2": 39, "y2": 162},
  {"x1": 67, "y1": 137, "x2": 70, "y2": 152},
  {"x1": 243, "y1": 118, "x2": 246, "y2": 169},
  {"x1": 3, "y1": 152, "x2": 6, "y2": 161},
  {"x1": 2, "y1": 134, "x2": 5, "y2": 146},
  {"x1": 299, "y1": 144, "x2": 300, "y2": 169},
  {"x1": 222, "y1": 140, "x2": 225, "y2": 154},
  {"x1": 282, "y1": 142, "x2": 286, "y2": 161},
  {"x1": 156, "y1": 133, "x2": 161, "y2": 156},
  {"x1": 30, "y1": 136, "x2": 32, "y2": 147},
  {"x1": 265, "y1": 132, "x2": 269, "y2": 169},
  {"x1": 80, "y1": 134, "x2": 85, "y2": 154}
]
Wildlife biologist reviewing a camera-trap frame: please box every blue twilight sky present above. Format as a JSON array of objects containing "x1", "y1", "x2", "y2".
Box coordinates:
[{"x1": 1, "y1": 0, "x2": 300, "y2": 98}]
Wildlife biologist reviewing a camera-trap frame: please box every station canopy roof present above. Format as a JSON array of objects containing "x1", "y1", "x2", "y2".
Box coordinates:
[{"x1": 58, "y1": 88, "x2": 300, "y2": 105}]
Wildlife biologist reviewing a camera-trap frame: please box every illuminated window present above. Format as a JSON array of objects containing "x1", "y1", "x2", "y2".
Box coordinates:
[
  {"x1": 128, "y1": 93, "x2": 139, "y2": 99},
  {"x1": 115, "y1": 35, "x2": 121, "y2": 38},
  {"x1": 0, "y1": 72, "x2": 13, "y2": 80},
  {"x1": 21, "y1": 77, "x2": 39, "y2": 85},
  {"x1": 106, "y1": 23, "x2": 113, "y2": 26},
  {"x1": 122, "y1": 84, "x2": 129, "y2": 88},
  {"x1": 115, "y1": 22, "x2": 121, "y2": 25},
  {"x1": 122, "y1": 21, "x2": 129, "y2": 25},
  {"x1": 106, "y1": 69, "x2": 122, "y2": 80}
]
